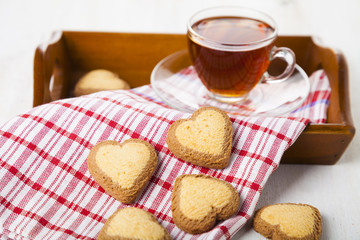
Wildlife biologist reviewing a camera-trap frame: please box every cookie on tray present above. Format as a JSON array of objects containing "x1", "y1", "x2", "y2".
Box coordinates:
[
  {"x1": 87, "y1": 139, "x2": 157, "y2": 204},
  {"x1": 74, "y1": 69, "x2": 130, "y2": 96},
  {"x1": 166, "y1": 107, "x2": 233, "y2": 169},
  {"x1": 253, "y1": 203, "x2": 322, "y2": 240},
  {"x1": 171, "y1": 174, "x2": 239, "y2": 234},
  {"x1": 97, "y1": 207, "x2": 171, "y2": 240}
]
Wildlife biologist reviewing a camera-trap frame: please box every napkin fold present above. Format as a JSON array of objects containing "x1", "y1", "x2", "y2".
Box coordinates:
[{"x1": 0, "y1": 70, "x2": 330, "y2": 240}]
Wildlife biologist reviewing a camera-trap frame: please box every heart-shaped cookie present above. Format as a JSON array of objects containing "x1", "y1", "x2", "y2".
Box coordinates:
[
  {"x1": 74, "y1": 69, "x2": 130, "y2": 97},
  {"x1": 171, "y1": 174, "x2": 239, "y2": 234},
  {"x1": 166, "y1": 107, "x2": 232, "y2": 169},
  {"x1": 87, "y1": 139, "x2": 157, "y2": 204},
  {"x1": 97, "y1": 207, "x2": 171, "y2": 240},
  {"x1": 253, "y1": 203, "x2": 322, "y2": 240}
]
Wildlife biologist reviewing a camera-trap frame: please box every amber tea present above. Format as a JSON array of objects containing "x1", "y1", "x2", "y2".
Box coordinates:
[
  {"x1": 188, "y1": 17, "x2": 275, "y2": 97},
  {"x1": 187, "y1": 7, "x2": 295, "y2": 103}
]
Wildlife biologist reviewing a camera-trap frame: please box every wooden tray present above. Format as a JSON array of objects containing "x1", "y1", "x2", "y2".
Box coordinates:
[{"x1": 33, "y1": 31, "x2": 355, "y2": 164}]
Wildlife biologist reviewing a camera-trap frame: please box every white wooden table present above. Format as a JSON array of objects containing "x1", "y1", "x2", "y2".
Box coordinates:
[{"x1": 1, "y1": 0, "x2": 359, "y2": 239}]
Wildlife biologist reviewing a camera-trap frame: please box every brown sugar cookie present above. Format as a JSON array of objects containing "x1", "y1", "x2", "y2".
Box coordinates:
[
  {"x1": 171, "y1": 174, "x2": 239, "y2": 234},
  {"x1": 97, "y1": 207, "x2": 171, "y2": 240},
  {"x1": 166, "y1": 107, "x2": 233, "y2": 169},
  {"x1": 87, "y1": 139, "x2": 157, "y2": 204},
  {"x1": 74, "y1": 69, "x2": 130, "y2": 97},
  {"x1": 253, "y1": 203, "x2": 322, "y2": 240}
]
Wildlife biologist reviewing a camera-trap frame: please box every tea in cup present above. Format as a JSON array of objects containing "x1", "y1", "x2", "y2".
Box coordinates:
[{"x1": 187, "y1": 7, "x2": 296, "y2": 103}]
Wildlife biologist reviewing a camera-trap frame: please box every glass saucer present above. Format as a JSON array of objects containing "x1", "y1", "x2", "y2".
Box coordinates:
[{"x1": 150, "y1": 50, "x2": 310, "y2": 117}]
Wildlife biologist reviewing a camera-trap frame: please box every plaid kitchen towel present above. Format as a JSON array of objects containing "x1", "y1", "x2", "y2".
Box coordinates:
[{"x1": 0, "y1": 69, "x2": 330, "y2": 240}]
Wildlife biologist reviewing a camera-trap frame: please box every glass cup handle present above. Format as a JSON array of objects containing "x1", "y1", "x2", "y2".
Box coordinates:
[{"x1": 262, "y1": 46, "x2": 296, "y2": 83}]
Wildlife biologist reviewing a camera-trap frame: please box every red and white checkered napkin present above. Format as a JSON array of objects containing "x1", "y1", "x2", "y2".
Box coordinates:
[{"x1": 0, "y1": 69, "x2": 330, "y2": 240}]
